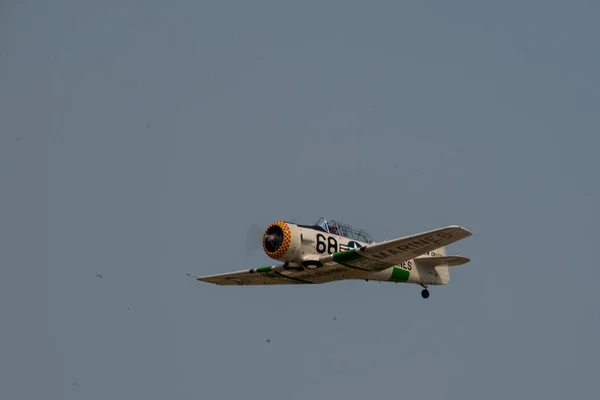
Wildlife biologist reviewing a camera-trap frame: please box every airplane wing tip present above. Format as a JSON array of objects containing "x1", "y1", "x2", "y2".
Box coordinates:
[
  {"x1": 447, "y1": 225, "x2": 473, "y2": 236},
  {"x1": 187, "y1": 273, "x2": 211, "y2": 283}
]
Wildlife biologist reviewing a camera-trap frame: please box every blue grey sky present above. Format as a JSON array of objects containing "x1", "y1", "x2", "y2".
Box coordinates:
[{"x1": 2, "y1": 1, "x2": 599, "y2": 398}]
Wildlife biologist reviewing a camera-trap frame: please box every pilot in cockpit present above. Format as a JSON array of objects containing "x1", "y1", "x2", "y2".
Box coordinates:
[{"x1": 328, "y1": 223, "x2": 338, "y2": 235}]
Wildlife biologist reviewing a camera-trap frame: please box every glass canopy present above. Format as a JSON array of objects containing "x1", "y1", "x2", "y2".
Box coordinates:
[{"x1": 313, "y1": 217, "x2": 373, "y2": 243}]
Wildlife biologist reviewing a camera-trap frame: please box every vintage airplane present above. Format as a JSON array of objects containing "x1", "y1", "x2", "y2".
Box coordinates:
[{"x1": 188, "y1": 217, "x2": 472, "y2": 299}]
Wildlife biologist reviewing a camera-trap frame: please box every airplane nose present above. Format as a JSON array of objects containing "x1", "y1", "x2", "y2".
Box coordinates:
[
  {"x1": 262, "y1": 221, "x2": 292, "y2": 259},
  {"x1": 263, "y1": 230, "x2": 283, "y2": 251}
]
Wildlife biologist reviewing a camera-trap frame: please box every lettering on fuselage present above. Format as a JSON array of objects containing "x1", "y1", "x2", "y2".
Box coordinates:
[{"x1": 398, "y1": 260, "x2": 413, "y2": 270}]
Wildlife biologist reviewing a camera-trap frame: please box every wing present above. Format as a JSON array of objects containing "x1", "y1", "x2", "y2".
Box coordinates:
[
  {"x1": 321, "y1": 225, "x2": 472, "y2": 272},
  {"x1": 188, "y1": 265, "x2": 311, "y2": 286},
  {"x1": 190, "y1": 259, "x2": 364, "y2": 286}
]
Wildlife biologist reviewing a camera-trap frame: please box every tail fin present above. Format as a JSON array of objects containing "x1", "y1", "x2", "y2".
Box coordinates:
[
  {"x1": 433, "y1": 246, "x2": 446, "y2": 256},
  {"x1": 415, "y1": 246, "x2": 450, "y2": 284},
  {"x1": 433, "y1": 246, "x2": 449, "y2": 284}
]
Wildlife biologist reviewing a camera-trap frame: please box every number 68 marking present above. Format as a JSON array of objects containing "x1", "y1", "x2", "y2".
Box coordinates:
[{"x1": 316, "y1": 234, "x2": 337, "y2": 254}]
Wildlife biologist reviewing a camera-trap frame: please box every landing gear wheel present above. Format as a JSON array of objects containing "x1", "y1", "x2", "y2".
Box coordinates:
[{"x1": 421, "y1": 289, "x2": 430, "y2": 299}]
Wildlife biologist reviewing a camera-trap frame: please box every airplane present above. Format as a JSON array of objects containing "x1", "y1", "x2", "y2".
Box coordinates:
[{"x1": 188, "y1": 217, "x2": 472, "y2": 299}]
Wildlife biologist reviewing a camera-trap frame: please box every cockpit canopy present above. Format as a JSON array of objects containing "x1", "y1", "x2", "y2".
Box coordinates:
[{"x1": 309, "y1": 217, "x2": 373, "y2": 243}]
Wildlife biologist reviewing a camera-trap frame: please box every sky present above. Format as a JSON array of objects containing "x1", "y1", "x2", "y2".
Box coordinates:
[{"x1": 1, "y1": 0, "x2": 599, "y2": 399}]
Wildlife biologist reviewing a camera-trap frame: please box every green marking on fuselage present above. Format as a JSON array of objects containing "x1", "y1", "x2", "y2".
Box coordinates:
[
  {"x1": 333, "y1": 249, "x2": 365, "y2": 264},
  {"x1": 256, "y1": 266, "x2": 273, "y2": 273},
  {"x1": 389, "y1": 266, "x2": 410, "y2": 282}
]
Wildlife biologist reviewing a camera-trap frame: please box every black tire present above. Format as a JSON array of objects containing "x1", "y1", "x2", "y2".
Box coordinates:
[{"x1": 421, "y1": 289, "x2": 430, "y2": 299}]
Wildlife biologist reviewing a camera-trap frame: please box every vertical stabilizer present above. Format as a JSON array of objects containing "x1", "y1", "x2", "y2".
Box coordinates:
[{"x1": 433, "y1": 246, "x2": 449, "y2": 284}]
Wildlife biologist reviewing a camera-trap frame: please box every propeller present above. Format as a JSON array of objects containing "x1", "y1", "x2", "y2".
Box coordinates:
[
  {"x1": 244, "y1": 217, "x2": 299, "y2": 255},
  {"x1": 245, "y1": 222, "x2": 264, "y2": 254}
]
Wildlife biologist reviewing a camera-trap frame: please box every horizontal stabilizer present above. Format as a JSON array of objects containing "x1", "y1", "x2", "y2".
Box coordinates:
[{"x1": 415, "y1": 255, "x2": 470, "y2": 267}]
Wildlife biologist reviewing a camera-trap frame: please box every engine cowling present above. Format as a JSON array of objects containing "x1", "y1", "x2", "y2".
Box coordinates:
[{"x1": 262, "y1": 221, "x2": 302, "y2": 262}]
